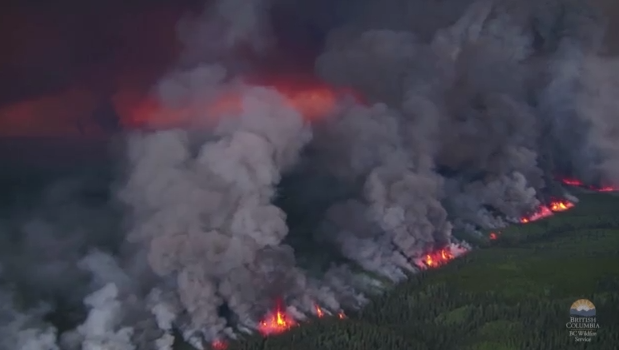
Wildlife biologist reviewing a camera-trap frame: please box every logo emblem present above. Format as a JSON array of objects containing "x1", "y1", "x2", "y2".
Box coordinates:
[
  {"x1": 566, "y1": 299, "x2": 599, "y2": 342},
  {"x1": 569, "y1": 299, "x2": 596, "y2": 317}
]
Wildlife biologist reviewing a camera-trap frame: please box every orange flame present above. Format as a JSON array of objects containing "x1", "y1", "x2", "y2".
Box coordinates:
[
  {"x1": 559, "y1": 177, "x2": 618, "y2": 192},
  {"x1": 520, "y1": 199, "x2": 575, "y2": 223},
  {"x1": 314, "y1": 304, "x2": 325, "y2": 318},
  {"x1": 211, "y1": 340, "x2": 228, "y2": 350},
  {"x1": 489, "y1": 232, "x2": 498, "y2": 240},
  {"x1": 257, "y1": 302, "x2": 296, "y2": 336},
  {"x1": 549, "y1": 199, "x2": 574, "y2": 212},
  {"x1": 422, "y1": 247, "x2": 455, "y2": 268},
  {"x1": 211, "y1": 302, "x2": 345, "y2": 347},
  {"x1": 520, "y1": 205, "x2": 553, "y2": 223},
  {"x1": 312, "y1": 304, "x2": 345, "y2": 319}
]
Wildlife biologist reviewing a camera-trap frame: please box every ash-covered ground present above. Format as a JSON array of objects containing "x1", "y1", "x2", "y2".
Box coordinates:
[{"x1": 1, "y1": 0, "x2": 619, "y2": 349}]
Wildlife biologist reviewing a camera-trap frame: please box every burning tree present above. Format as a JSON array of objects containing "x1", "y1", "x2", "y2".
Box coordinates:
[
  {"x1": 559, "y1": 177, "x2": 617, "y2": 192},
  {"x1": 520, "y1": 199, "x2": 575, "y2": 223},
  {"x1": 257, "y1": 302, "x2": 297, "y2": 336},
  {"x1": 421, "y1": 248, "x2": 455, "y2": 268}
]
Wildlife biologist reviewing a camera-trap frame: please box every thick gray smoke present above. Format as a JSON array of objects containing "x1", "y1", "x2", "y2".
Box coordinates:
[
  {"x1": 312, "y1": 0, "x2": 618, "y2": 234},
  {"x1": 313, "y1": 101, "x2": 452, "y2": 281},
  {"x1": 2, "y1": 0, "x2": 619, "y2": 349},
  {"x1": 118, "y1": 78, "x2": 318, "y2": 337}
]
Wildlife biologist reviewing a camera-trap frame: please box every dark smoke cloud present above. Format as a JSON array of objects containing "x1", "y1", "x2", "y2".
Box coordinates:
[
  {"x1": 177, "y1": 0, "x2": 275, "y2": 65},
  {"x1": 312, "y1": 0, "x2": 618, "y2": 232},
  {"x1": 2, "y1": 0, "x2": 619, "y2": 349}
]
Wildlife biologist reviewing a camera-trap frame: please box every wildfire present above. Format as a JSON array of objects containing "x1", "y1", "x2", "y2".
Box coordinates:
[
  {"x1": 561, "y1": 178, "x2": 582, "y2": 186},
  {"x1": 559, "y1": 177, "x2": 618, "y2": 192},
  {"x1": 315, "y1": 304, "x2": 325, "y2": 318},
  {"x1": 549, "y1": 199, "x2": 574, "y2": 212},
  {"x1": 520, "y1": 198, "x2": 575, "y2": 223},
  {"x1": 209, "y1": 302, "x2": 345, "y2": 348},
  {"x1": 421, "y1": 247, "x2": 455, "y2": 268},
  {"x1": 489, "y1": 232, "x2": 498, "y2": 240},
  {"x1": 520, "y1": 205, "x2": 553, "y2": 223},
  {"x1": 211, "y1": 340, "x2": 228, "y2": 350},
  {"x1": 313, "y1": 304, "x2": 346, "y2": 319},
  {"x1": 257, "y1": 302, "x2": 297, "y2": 336}
]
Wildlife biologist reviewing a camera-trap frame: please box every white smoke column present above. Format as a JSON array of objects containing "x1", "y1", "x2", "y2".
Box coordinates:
[
  {"x1": 118, "y1": 81, "x2": 312, "y2": 340},
  {"x1": 78, "y1": 250, "x2": 134, "y2": 291},
  {"x1": 147, "y1": 288, "x2": 179, "y2": 350},
  {"x1": 54, "y1": 251, "x2": 138, "y2": 350},
  {"x1": 74, "y1": 283, "x2": 135, "y2": 350}
]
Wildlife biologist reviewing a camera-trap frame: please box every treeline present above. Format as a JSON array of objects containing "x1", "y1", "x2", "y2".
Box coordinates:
[
  {"x1": 224, "y1": 193, "x2": 619, "y2": 350},
  {"x1": 496, "y1": 193, "x2": 619, "y2": 245},
  {"x1": 229, "y1": 282, "x2": 619, "y2": 350},
  {"x1": 498, "y1": 218, "x2": 619, "y2": 246}
]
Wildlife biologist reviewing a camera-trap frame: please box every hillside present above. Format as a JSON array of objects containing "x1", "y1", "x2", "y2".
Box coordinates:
[{"x1": 222, "y1": 192, "x2": 619, "y2": 350}]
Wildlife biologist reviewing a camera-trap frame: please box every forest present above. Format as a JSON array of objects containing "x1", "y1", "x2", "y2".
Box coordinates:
[{"x1": 218, "y1": 192, "x2": 619, "y2": 350}]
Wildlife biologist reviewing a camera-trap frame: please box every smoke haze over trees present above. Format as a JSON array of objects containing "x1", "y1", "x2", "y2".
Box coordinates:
[{"x1": 1, "y1": 0, "x2": 619, "y2": 349}]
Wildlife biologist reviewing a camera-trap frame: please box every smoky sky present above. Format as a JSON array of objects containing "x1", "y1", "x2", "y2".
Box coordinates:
[
  {"x1": 0, "y1": 0, "x2": 341, "y2": 107},
  {"x1": 0, "y1": 0, "x2": 616, "y2": 119},
  {"x1": 0, "y1": 0, "x2": 617, "y2": 137},
  {"x1": 0, "y1": 0, "x2": 567, "y2": 106},
  {"x1": 1, "y1": 0, "x2": 619, "y2": 349}
]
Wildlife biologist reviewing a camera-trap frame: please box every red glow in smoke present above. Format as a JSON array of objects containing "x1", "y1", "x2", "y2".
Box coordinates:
[
  {"x1": 561, "y1": 178, "x2": 582, "y2": 186},
  {"x1": 489, "y1": 232, "x2": 498, "y2": 240},
  {"x1": 520, "y1": 199, "x2": 575, "y2": 223},
  {"x1": 0, "y1": 88, "x2": 102, "y2": 137},
  {"x1": 558, "y1": 177, "x2": 618, "y2": 192},
  {"x1": 421, "y1": 247, "x2": 455, "y2": 268},
  {"x1": 0, "y1": 74, "x2": 363, "y2": 138},
  {"x1": 211, "y1": 340, "x2": 228, "y2": 350},
  {"x1": 114, "y1": 76, "x2": 362, "y2": 130}
]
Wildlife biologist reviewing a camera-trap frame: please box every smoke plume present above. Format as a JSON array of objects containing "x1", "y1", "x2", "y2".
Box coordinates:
[{"x1": 2, "y1": 0, "x2": 619, "y2": 348}]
